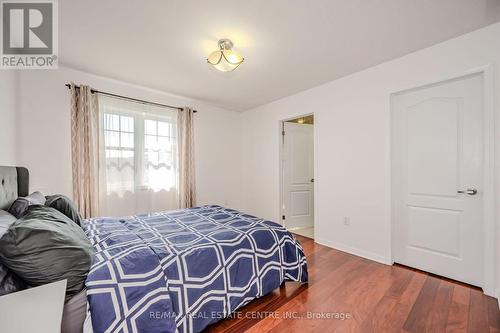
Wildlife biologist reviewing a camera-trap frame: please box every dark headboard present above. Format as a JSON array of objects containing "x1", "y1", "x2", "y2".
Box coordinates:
[{"x1": 0, "y1": 166, "x2": 29, "y2": 210}]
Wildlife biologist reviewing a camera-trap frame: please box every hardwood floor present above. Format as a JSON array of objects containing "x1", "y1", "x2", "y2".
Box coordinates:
[{"x1": 206, "y1": 234, "x2": 500, "y2": 333}]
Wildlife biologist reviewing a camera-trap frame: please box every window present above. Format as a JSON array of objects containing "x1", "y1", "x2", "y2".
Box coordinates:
[
  {"x1": 100, "y1": 97, "x2": 178, "y2": 196},
  {"x1": 103, "y1": 113, "x2": 135, "y2": 193},
  {"x1": 143, "y1": 118, "x2": 177, "y2": 191}
]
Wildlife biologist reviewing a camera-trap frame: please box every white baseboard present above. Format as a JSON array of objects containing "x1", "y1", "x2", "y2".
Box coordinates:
[
  {"x1": 315, "y1": 237, "x2": 391, "y2": 265},
  {"x1": 287, "y1": 225, "x2": 314, "y2": 231}
]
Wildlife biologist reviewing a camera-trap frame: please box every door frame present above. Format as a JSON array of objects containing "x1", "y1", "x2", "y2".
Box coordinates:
[
  {"x1": 278, "y1": 113, "x2": 316, "y2": 235},
  {"x1": 389, "y1": 65, "x2": 496, "y2": 296}
]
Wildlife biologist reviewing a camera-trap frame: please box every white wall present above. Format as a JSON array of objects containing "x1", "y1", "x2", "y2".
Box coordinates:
[
  {"x1": 17, "y1": 66, "x2": 243, "y2": 209},
  {"x1": 241, "y1": 22, "x2": 500, "y2": 295},
  {"x1": 0, "y1": 71, "x2": 18, "y2": 165}
]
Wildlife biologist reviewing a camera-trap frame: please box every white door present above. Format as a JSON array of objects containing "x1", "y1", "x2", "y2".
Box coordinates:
[
  {"x1": 282, "y1": 122, "x2": 314, "y2": 230},
  {"x1": 392, "y1": 73, "x2": 483, "y2": 286}
]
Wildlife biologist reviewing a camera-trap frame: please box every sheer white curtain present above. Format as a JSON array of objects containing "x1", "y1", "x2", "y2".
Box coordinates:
[{"x1": 98, "y1": 96, "x2": 179, "y2": 216}]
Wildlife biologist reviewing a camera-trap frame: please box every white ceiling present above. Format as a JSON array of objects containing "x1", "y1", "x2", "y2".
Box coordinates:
[{"x1": 60, "y1": 0, "x2": 500, "y2": 111}]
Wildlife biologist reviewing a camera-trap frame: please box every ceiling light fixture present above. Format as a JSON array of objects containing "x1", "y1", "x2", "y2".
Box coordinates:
[{"x1": 207, "y1": 39, "x2": 244, "y2": 72}]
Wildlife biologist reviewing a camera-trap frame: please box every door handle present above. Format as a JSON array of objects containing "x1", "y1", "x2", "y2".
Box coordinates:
[
  {"x1": 457, "y1": 188, "x2": 477, "y2": 195},
  {"x1": 310, "y1": 178, "x2": 314, "y2": 183}
]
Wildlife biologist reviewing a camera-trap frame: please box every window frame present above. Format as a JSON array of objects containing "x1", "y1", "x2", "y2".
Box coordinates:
[{"x1": 101, "y1": 104, "x2": 177, "y2": 193}]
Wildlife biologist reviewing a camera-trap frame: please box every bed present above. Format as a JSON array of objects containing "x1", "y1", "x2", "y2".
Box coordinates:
[{"x1": 0, "y1": 167, "x2": 308, "y2": 333}]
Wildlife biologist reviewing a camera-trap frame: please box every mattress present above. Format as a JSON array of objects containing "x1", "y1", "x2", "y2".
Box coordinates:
[{"x1": 83, "y1": 205, "x2": 308, "y2": 333}]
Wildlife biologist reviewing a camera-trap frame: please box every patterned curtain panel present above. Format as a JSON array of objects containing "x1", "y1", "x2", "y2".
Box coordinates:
[
  {"x1": 177, "y1": 108, "x2": 196, "y2": 208},
  {"x1": 70, "y1": 84, "x2": 100, "y2": 218}
]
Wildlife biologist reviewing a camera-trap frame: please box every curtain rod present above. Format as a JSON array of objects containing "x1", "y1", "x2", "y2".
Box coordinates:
[{"x1": 65, "y1": 83, "x2": 197, "y2": 113}]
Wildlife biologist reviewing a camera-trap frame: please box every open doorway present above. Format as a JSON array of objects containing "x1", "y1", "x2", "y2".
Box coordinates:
[{"x1": 279, "y1": 114, "x2": 314, "y2": 239}]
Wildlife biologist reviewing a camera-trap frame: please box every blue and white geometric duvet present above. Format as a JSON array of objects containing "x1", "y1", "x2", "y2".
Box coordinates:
[{"x1": 83, "y1": 205, "x2": 308, "y2": 333}]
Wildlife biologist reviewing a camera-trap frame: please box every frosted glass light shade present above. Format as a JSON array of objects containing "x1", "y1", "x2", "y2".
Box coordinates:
[{"x1": 207, "y1": 39, "x2": 244, "y2": 72}]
